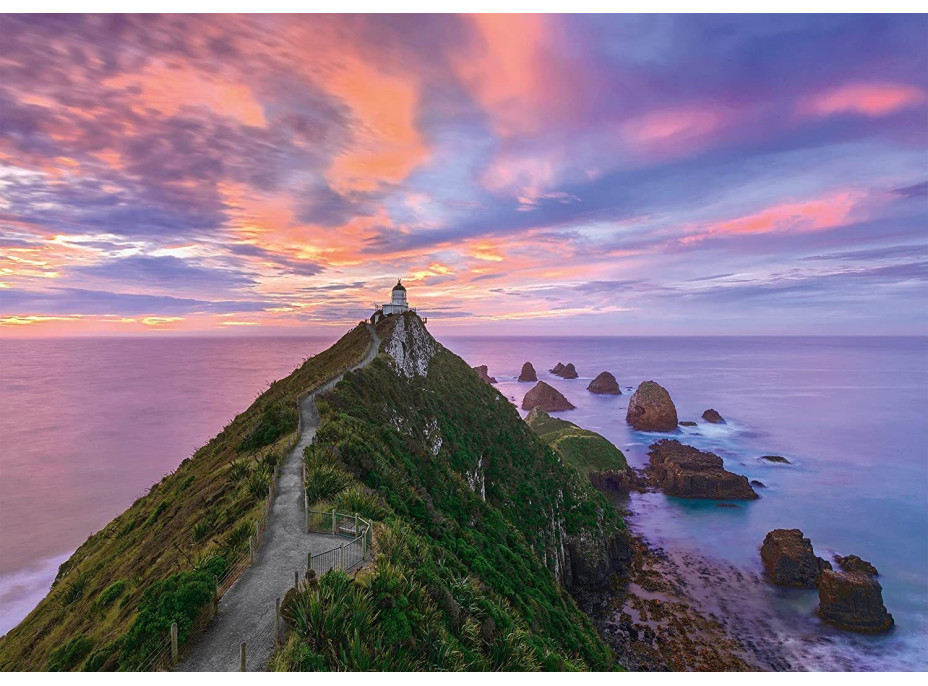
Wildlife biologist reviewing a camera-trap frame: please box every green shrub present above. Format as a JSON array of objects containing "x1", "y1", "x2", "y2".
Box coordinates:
[
  {"x1": 191, "y1": 519, "x2": 211, "y2": 543},
  {"x1": 222, "y1": 520, "x2": 253, "y2": 555},
  {"x1": 238, "y1": 401, "x2": 297, "y2": 453},
  {"x1": 47, "y1": 634, "x2": 94, "y2": 671},
  {"x1": 144, "y1": 500, "x2": 169, "y2": 528},
  {"x1": 305, "y1": 464, "x2": 352, "y2": 506},
  {"x1": 95, "y1": 579, "x2": 127, "y2": 611},
  {"x1": 246, "y1": 469, "x2": 270, "y2": 500},
  {"x1": 59, "y1": 572, "x2": 89, "y2": 607},
  {"x1": 228, "y1": 460, "x2": 250, "y2": 482},
  {"x1": 332, "y1": 487, "x2": 389, "y2": 521}
]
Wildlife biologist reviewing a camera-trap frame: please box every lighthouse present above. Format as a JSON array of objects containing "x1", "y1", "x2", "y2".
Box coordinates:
[{"x1": 380, "y1": 280, "x2": 411, "y2": 316}]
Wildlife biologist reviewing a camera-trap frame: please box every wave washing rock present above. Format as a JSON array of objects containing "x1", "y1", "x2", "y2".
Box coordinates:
[
  {"x1": 760, "y1": 455, "x2": 791, "y2": 464},
  {"x1": 702, "y1": 408, "x2": 725, "y2": 424},
  {"x1": 647, "y1": 439, "x2": 758, "y2": 499},
  {"x1": 817, "y1": 569, "x2": 894, "y2": 633},
  {"x1": 626, "y1": 381, "x2": 678, "y2": 431},
  {"x1": 522, "y1": 381, "x2": 575, "y2": 412},
  {"x1": 679, "y1": 421, "x2": 697, "y2": 427},
  {"x1": 518, "y1": 361, "x2": 537, "y2": 382},
  {"x1": 835, "y1": 554, "x2": 879, "y2": 577},
  {"x1": 587, "y1": 372, "x2": 621, "y2": 395},
  {"x1": 472, "y1": 365, "x2": 497, "y2": 384},
  {"x1": 760, "y1": 529, "x2": 831, "y2": 588}
]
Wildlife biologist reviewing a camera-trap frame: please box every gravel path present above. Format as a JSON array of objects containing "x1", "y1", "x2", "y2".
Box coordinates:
[{"x1": 177, "y1": 324, "x2": 380, "y2": 671}]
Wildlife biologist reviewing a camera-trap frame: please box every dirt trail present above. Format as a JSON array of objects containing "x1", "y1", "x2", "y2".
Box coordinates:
[{"x1": 177, "y1": 324, "x2": 380, "y2": 671}]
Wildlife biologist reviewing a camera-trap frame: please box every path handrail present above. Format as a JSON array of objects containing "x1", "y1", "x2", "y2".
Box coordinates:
[{"x1": 306, "y1": 510, "x2": 372, "y2": 574}]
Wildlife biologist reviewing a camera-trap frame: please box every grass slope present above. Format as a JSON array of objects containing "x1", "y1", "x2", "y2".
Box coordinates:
[
  {"x1": 273, "y1": 314, "x2": 625, "y2": 671},
  {"x1": 0, "y1": 324, "x2": 372, "y2": 671},
  {"x1": 526, "y1": 408, "x2": 628, "y2": 479}
]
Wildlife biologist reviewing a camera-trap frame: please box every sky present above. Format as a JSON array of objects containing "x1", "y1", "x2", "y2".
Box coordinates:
[{"x1": 0, "y1": 13, "x2": 926, "y2": 337}]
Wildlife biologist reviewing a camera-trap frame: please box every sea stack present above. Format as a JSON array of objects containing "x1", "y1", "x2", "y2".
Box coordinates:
[
  {"x1": 473, "y1": 365, "x2": 497, "y2": 384},
  {"x1": 702, "y1": 409, "x2": 725, "y2": 424},
  {"x1": 522, "y1": 381, "x2": 575, "y2": 412},
  {"x1": 760, "y1": 529, "x2": 832, "y2": 588},
  {"x1": 647, "y1": 440, "x2": 758, "y2": 499},
  {"x1": 550, "y1": 362, "x2": 566, "y2": 375},
  {"x1": 588, "y1": 372, "x2": 621, "y2": 395},
  {"x1": 518, "y1": 362, "x2": 538, "y2": 382},
  {"x1": 560, "y1": 363, "x2": 579, "y2": 379},
  {"x1": 626, "y1": 381, "x2": 678, "y2": 431},
  {"x1": 817, "y1": 570, "x2": 894, "y2": 633}
]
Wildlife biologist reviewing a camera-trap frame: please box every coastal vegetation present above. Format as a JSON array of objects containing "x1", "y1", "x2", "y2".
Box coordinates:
[{"x1": 526, "y1": 408, "x2": 628, "y2": 479}]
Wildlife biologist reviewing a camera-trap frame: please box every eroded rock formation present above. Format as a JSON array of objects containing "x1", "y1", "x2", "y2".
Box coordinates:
[
  {"x1": 522, "y1": 381, "x2": 575, "y2": 412},
  {"x1": 588, "y1": 372, "x2": 621, "y2": 395},
  {"x1": 472, "y1": 365, "x2": 497, "y2": 384},
  {"x1": 760, "y1": 529, "x2": 831, "y2": 588},
  {"x1": 648, "y1": 439, "x2": 757, "y2": 499},
  {"x1": 518, "y1": 361, "x2": 537, "y2": 382},
  {"x1": 817, "y1": 569, "x2": 894, "y2": 632},
  {"x1": 626, "y1": 381, "x2": 678, "y2": 431}
]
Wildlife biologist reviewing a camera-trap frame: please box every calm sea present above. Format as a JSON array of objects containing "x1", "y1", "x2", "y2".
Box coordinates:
[{"x1": 1, "y1": 334, "x2": 926, "y2": 670}]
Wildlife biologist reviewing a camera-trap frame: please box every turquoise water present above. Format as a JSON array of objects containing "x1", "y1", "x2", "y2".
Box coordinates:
[
  {"x1": 445, "y1": 335, "x2": 928, "y2": 671},
  {"x1": 1, "y1": 334, "x2": 925, "y2": 670}
]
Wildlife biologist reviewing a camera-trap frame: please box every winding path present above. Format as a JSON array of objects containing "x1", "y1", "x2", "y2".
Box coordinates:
[{"x1": 177, "y1": 324, "x2": 380, "y2": 671}]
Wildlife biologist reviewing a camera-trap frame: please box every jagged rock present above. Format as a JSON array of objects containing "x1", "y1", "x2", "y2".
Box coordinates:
[
  {"x1": 835, "y1": 554, "x2": 879, "y2": 577},
  {"x1": 702, "y1": 408, "x2": 725, "y2": 424},
  {"x1": 626, "y1": 381, "x2": 678, "y2": 432},
  {"x1": 760, "y1": 529, "x2": 832, "y2": 588},
  {"x1": 550, "y1": 362, "x2": 566, "y2": 375},
  {"x1": 761, "y1": 455, "x2": 791, "y2": 464},
  {"x1": 518, "y1": 361, "x2": 537, "y2": 382},
  {"x1": 560, "y1": 363, "x2": 579, "y2": 379},
  {"x1": 588, "y1": 372, "x2": 621, "y2": 395},
  {"x1": 522, "y1": 381, "x2": 574, "y2": 412},
  {"x1": 384, "y1": 313, "x2": 438, "y2": 378},
  {"x1": 564, "y1": 531, "x2": 633, "y2": 590},
  {"x1": 472, "y1": 365, "x2": 497, "y2": 384},
  {"x1": 750, "y1": 479, "x2": 767, "y2": 488},
  {"x1": 648, "y1": 440, "x2": 758, "y2": 499},
  {"x1": 679, "y1": 421, "x2": 697, "y2": 427},
  {"x1": 817, "y1": 569, "x2": 894, "y2": 632}
]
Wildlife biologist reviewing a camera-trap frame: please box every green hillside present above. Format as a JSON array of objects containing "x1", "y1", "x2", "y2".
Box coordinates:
[
  {"x1": 526, "y1": 407, "x2": 628, "y2": 479},
  {"x1": 0, "y1": 324, "x2": 373, "y2": 671},
  {"x1": 271, "y1": 313, "x2": 628, "y2": 671}
]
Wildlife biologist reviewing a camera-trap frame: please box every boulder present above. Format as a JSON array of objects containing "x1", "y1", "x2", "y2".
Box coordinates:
[
  {"x1": 472, "y1": 365, "x2": 497, "y2": 384},
  {"x1": 518, "y1": 361, "x2": 537, "y2": 382},
  {"x1": 702, "y1": 408, "x2": 725, "y2": 424},
  {"x1": 750, "y1": 479, "x2": 767, "y2": 489},
  {"x1": 817, "y1": 569, "x2": 894, "y2": 633},
  {"x1": 835, "y1": 554, "x2": 879, "y2": 577},
  {"x1": 626, "y1": 381, "x2": 678, "y2": 431},
  {"x1": 761, "y1": 455, "x2": 791, "y2": 464},
  {"x1": 522, "y1": 381, "x2": 575, "y2": 412},
  {"x1": 560, "y1": 363, "x2": 579, "y2": 379},
  {"x1": 679, "y1": 421, "x2": 697, "y2": 427},
  {"x1": 588, "y1": 371, "x2": 621, "y2": 395},
  {"x1": 647, "y1": 440, "x2": 758, "y2": 499},
  {"x1": 760, "y1": 529, "x2": 831, "y2": 588},
  {"x1": 550, "y1": 362, "x2": 566, "y2": 375}
]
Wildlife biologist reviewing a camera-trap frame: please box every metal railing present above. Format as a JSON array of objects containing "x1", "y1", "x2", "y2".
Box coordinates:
[{"x1": 306, "y1": 510, "x2": 372, "y2": 574}]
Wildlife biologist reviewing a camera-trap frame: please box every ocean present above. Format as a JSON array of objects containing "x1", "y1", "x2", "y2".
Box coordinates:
[{"x1": 1, "y1": 334, "x2": 926, "y2": 670}]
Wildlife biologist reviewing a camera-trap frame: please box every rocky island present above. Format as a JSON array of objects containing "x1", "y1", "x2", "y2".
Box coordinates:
[
  {"x1": 518, "y1": 361, "x2": 537, "y2": 382},
  {"x1": 626, "y1": 381, "x2": 678, "y2": 431},
  {"x1": 522, "y1": 381, "x2": 575, "y2": 412},
  {"x1": 588, "y1": 371, "x2": 622, "y2": 395},
  {"x1": 647, "y1": 440, "x2": 758, "y2": 499}
]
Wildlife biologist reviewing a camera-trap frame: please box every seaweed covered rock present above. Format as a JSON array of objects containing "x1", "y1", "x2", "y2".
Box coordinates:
[
  {"x1": 587, "y1": 372, "x2": 621, "y2": 395},
  {"x1": 522, "y1": 381, "x2": 575, "y2": 412},
  {"x1": 626, "y1": 381, "x2": 678, "y2": 431},
  {"x1": 472, "y1": 365, "x2": 497, "y2": 384},
  {"x1": 817, "y1": 570, "x2": 894, "y2": 633},
  {"x1": 648, "y1": 440, "x2": 757, "y2": 499},
  {"x1": 702, "y1": 409, "x2": 725, "y2": 424},
  {"x1": 760, "y1": 529, "x2": 831, "y2": 588},
  {"x1": 518, "y1": 361, "x2": 537, "y2": 382}
]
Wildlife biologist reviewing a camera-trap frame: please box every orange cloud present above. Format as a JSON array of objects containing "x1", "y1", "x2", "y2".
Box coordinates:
[{"x1": 800, "y1": 83, "x2": 925, "y2": 119}]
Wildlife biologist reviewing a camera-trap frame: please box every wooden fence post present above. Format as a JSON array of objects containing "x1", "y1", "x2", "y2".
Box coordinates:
[
  {"x1": 249, "y1": 535, "x2": 254, "y2": 563},
  {"x1": 307, "y1": 551, "x2": 312, "y2": 573},
  {"x1": 240, "y1": 642, "x2": 246, "y2": 671},
  {"x1": 294, "y1": 570, "x2": 299, "y2": 589},
  {"x1": 275, "y1": 597, "x2": 281, "y2": 645},
  {"x1": 339, "y1": 542, "x2": 344, "y2": 571},
  {"x1": 331, "y1": 508, "x2": 336, "y2": 535},
  {"x1": 361, "y1": 527, "x2": 367, "y2": 559},
  {"x1": 170, "y1": 622, "x2": 178, "y2": 666}
]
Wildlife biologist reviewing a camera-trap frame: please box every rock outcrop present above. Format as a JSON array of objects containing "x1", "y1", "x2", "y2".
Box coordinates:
[
  {"x1": 518, "y1": 361, "x2": 537, "y2": 382},
  {"x1": 760, "y1": 529, "x2": 831, "y2": 588},
  {"x1": 550, "y1": 362, "x2": 566, "y2": 375},
  {"x1": 626, "y1": 381, "x2": 678, "y2": 432},
  {"x1": 560, "y1": 363, "x2": 579, "y2": 379},
  {"x1": 702, "y1": 409, "x2": 725, "y2": 424},
  {"x1": 679, "y1": 421, "x2": 697, "y2": 427},
  {"x1": 835, "y1": 554, "x2": 879, "y2": 577},
  {"x1": 760, "y1": 455, "x2": 791, "y2": 464},
  {"x1": 647, "y1": 440, "x2": 758, "y2": 499},
  {"x1": 522, "y1": 381, "x2": 575, "y2": 412},
  {"x1": 817, "y1": 570, "x2": 894, "y2": 633},
  {"x1": 588, "y1": 372, "x2": 621, "y2": 395},
  {"x1": 472, "y1": 365, "x2": 497, "y2": 384},
  {"x1": 750, "y1": 479, "x2": 767, "y2": 488}
]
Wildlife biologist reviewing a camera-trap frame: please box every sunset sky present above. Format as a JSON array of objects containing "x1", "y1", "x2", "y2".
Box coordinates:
[{"x1": 1, "y1": 14, "x2": 926, "y2": 336}]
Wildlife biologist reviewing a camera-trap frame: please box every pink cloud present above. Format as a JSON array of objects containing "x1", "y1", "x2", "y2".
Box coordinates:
[{"x1": 800, "y1": 82, "x2": 926, "y2": 119}]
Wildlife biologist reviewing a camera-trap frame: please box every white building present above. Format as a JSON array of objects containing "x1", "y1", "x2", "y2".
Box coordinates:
[{"x1": 381, "y1": 280, "x2": 411, "y2": 315}]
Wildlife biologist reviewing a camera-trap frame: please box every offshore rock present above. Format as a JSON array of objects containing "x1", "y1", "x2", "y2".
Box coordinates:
[
  {"x1": 761, "y1": 455, "x2": 791, "y2": 464},
  {"x1": 648, "y1": 440, "x2": 757, "y2": 499},
  {"x1": 522, "y1": 381, "x2": 575, "y2": 412},
  {"x1": 518, "y1": 361, "x2": 538, "y2": 382},
  {"x1": 702, "y1": 409, "x2": 725, "y2": 424},
  {"x1": 835, "y1": 554, "x2": 879, "y2": 577},
  {"x1": 550, "y1": 362, "x2": 566, "y2": 375},
  {"x1": 588, "y1": 372, "x2": 621, "y2": 395},
  {"x1": 817, "y1": 569, "x2": 894, "y2": 633},
  {"x1": 472, "y1": 365, "x2": 497, "y2": 384},
  {"x1": 761, "y1": 529, "x2": 831, "y2": 588},
  {"x1": 560, "y1": 363, "x2": 579, "y2": 379},
  {"x1": 626, "y1": 381, "x2": 678, "y2": 431}
]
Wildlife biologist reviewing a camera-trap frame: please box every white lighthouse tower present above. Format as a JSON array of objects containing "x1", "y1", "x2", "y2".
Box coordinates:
[{"x1": 381, "y1": 280, "x2": 410, "y2": 316}]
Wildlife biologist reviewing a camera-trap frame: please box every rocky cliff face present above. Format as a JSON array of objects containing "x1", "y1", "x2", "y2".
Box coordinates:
[{"x1": 382, "y1": 312, "x2": 439, "y2": 378}]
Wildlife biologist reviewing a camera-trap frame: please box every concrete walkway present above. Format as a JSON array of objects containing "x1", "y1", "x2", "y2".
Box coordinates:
[{"x1": 177, "y1": 325, "x2": 380, "y2": 671}]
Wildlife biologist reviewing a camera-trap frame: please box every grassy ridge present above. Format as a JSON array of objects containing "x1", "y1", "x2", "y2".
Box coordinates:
[
  {"x1": 274, "y1": 315, "x2": 625, "y2": 670},
  {"x1": 0, "y1": 323, "x2": 372, "y2": 671},
  {"x1": 526, "y1": 408, "x2": 628, "y2": 479}
]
